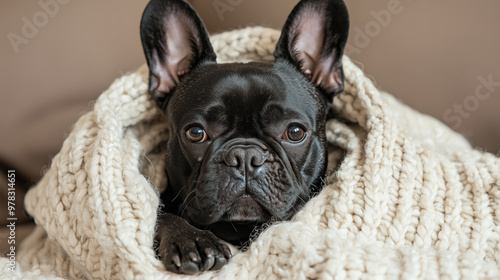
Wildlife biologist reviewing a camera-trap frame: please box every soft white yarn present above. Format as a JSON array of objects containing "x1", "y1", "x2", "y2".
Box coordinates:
[{"x1": 4, "y1": 26, "x2": 499, "y2": 279}]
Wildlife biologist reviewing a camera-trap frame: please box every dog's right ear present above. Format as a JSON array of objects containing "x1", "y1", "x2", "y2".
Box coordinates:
[
  {"x1": 274, "y1": 0, "x2": 349, "y2": 99},
  {"x1": 140, "y1": 0, "x2": 216, "y2": 107}
]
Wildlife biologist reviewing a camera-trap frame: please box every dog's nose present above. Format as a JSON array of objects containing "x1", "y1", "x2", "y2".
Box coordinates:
[{"x1": 224, "y1": 146, "x2": 269, "y2": 172}]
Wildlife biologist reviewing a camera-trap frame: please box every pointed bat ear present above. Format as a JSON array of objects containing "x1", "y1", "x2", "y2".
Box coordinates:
[
  {"x1": 140, "y1": 0, "x2": 217, "y2": 107},
  {"x1": 274, "y1": 0, "x2": 349, "y2": 99}
]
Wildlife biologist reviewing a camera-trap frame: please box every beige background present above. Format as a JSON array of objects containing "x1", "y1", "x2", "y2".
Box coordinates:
[{"x1": 1, "y1": 0, "x2": 499, "y2": 253}]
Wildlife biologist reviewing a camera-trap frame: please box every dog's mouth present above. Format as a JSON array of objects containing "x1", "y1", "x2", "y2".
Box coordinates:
[
  {"x1": 220, "y1": 194, "x2": 270, "y2": 223},
  {"x1": 205, "y1": 194, "x2": 271, "y2": 245}
]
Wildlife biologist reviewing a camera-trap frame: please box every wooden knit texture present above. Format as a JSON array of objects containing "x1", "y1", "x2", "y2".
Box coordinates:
[{"x1": 4, "y1": 27, "x2": 499, "y2": 279}]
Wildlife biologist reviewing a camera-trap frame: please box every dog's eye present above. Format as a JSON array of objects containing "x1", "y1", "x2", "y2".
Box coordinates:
[
  {"x1": 186, "y1": 126, "x2": 208, "y2": 143},
  {"x1": 283, "y1": 125, "x2": 306, "y2": 143}
]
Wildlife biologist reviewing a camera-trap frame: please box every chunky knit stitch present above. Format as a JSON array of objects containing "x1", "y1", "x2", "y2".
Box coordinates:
[{"x1": 2, "y1": 27, "x2": 499, "y2": 279}]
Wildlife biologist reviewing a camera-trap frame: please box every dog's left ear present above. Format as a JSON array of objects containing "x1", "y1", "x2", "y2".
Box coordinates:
[
  {"x1": 274, "y1": 0, "x2": 349, "y2": 98},
  {"x1": 140, "y1": 0, "x2": 217, "y2": 107}
]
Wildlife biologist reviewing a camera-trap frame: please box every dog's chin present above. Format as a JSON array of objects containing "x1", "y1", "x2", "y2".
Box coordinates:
[
  {"x1": 190, "y1": 194, "x2": 271, "y2": 226},
  {"x1": 220, "y1": 194, "x2": 270, "y2": 223},
  {"x1": 204, "y1": 195, "x2": 272, "y2": 245}
]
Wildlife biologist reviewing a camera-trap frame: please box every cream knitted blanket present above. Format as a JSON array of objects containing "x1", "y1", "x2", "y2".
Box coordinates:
[{"x1": 4, "y1": 27, "x2": 499, "y2": 279}]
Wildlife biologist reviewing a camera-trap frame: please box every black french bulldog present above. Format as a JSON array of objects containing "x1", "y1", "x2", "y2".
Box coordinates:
[{"x1": 140, "y1": 0, "x2": 349, "y2": 274}]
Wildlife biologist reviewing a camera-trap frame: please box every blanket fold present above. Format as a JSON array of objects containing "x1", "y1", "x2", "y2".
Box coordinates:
[{"x1": 4, "y1": 27, "x2": 498, "y2": 280}]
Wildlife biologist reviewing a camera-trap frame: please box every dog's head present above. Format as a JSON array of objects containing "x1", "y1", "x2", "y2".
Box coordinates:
[{"x1": 141, "y1": 0, "x2": 349, "y2": 243}]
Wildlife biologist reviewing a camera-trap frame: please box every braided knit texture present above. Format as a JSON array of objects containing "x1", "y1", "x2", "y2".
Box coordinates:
[{"x1": 4, "y1": 27, "x2": 499, "y2": 279}]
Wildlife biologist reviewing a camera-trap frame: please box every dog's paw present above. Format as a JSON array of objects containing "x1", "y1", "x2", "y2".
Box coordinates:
[{"x1": 158, "y1": 219, "x2": 232, "y2": 274}]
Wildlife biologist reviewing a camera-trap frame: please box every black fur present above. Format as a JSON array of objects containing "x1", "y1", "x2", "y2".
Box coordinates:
[{"x1": 140, "y1": 0, "x2": 349, "y2": 274}]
